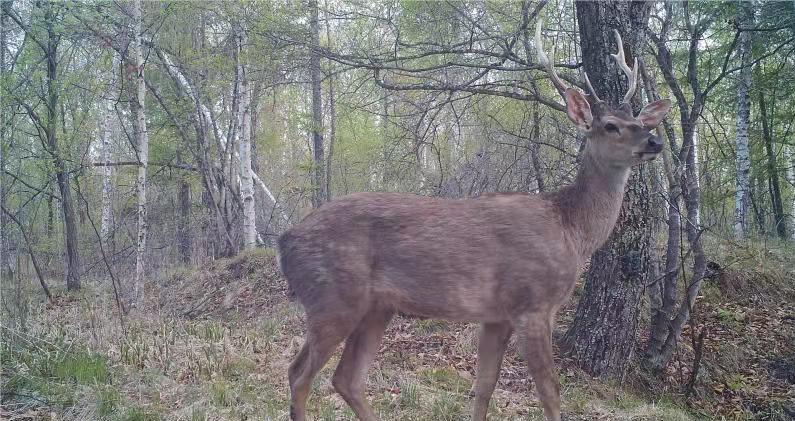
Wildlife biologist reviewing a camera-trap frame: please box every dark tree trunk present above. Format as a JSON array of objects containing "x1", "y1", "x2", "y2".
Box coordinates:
[
  {"x1": 176, "y1": 152, "x2": 191, "y2": 264},
  {"x1": 561, "y1": 0, "x2": 652, "y2": 382},
  {"x1": 44, "y1": 4, "x2": 80, "y2": 290},
  {"x1": 529, "y1": 107, "x2": 545, "y2": 193},
  {"x1": 309, "y1": 0, "x2": 326, "y2": 208},
  {"x1": 759, "y1": 91, "x2": 786, "y2": 238},
  {"x1": 644, "y1": 1, "x2": 709, "y2": 369}
]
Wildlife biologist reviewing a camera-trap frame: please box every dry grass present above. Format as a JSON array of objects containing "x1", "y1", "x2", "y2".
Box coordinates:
[{"x1": 3, "y1": 248, "x2": 706, "y2": 420}]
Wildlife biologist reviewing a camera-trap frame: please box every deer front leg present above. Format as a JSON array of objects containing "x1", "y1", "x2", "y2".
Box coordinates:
[
  {"x1": 472, "y1": 322, "x2": 513, "y2": 421},
  {"x1": 516, "y1": 313, "x2": 561, "y2": 421}
]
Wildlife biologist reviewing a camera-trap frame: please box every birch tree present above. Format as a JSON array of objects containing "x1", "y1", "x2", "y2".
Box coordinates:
[
  {"x1": 786, "y1": 145, "x2": 795, "y2": 241},
  {"x1": 131, "y1": 0, "x2": 149, "y2": 303},
  {"x1": 100, "y1": 52, "x2": 118, "y2": 242},
  {"x1": 236, "y1": 23, "x2": 256, "y2": 249},
  {"x1": 734, "y1": 1, "x2": 754, "y2": 240}
]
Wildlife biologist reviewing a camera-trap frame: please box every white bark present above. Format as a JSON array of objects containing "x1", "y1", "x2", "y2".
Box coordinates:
[
  {"x1": 132, "y1": 0, "x2": 148, "y2": 303},
  {"x1": 785, "y1": 145, "x2": 795, "y2": 241},
  {"x1": 252, "y1": 172, "x2": 290, "y2": 223},
  {"x1": 100, "y1": 52, "x2": 119, "y2": 241},
  {"x1": 157, "y1": 50, "x2": 227, "y2": 148},
  {"x1": 236, "y1": 25, "x2": 256, "y2": 249},
  {"x1": 734, "y1": 3, "x2": 753, "y2": 240}
]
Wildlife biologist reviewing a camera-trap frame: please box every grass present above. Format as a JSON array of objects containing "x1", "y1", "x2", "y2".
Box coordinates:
[{"x1": 5, "y1": 242, "x2": 790, "y2": 420}]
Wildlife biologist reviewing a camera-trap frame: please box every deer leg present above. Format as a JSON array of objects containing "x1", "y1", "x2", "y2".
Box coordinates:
[
  {"x1": 472, "y1": 321, "x2": 513, "y2": 421},
  {"x1": 332, "y1": 307, "x2": 394, "y2": 421},
  {"x1": 516, "y1": 314, "x2": 561, "y2": 421},
  {"x1": 289, "y1": 321, "x2": 352, "y2": 421}
]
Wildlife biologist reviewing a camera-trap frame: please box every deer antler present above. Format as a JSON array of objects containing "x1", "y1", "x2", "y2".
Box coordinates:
[
  {"x1": 582, "y1": 72, "x2": 602, "y2": 103},
  {"x1": 610, "y1": 29, "x2": 639, "y2": 104},
  {"x1": 536, "y1": 20, "x2": 602, "y2": 103},
  {"x1": 534, "y1": 20, "x2": 568, "y2": 99}
]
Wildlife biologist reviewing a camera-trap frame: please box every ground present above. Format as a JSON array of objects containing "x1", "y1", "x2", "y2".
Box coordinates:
[{"x1": 1, "y1": 238, "x2": 793, "y2": 420}]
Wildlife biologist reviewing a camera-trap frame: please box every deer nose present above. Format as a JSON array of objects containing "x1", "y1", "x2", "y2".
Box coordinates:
[{"x1": 647, "y1": 136, "x2": 663, "y2": 149}]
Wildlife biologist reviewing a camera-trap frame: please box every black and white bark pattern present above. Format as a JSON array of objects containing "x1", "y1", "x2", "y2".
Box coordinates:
[{"x1": 733, "y1": 2, "x2": 754, "y2": 239}]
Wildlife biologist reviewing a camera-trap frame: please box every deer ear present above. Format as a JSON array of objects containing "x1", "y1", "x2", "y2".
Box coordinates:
[
  {"x1": 565, "y1": 88, "x2": 593, "y2": 130},
  {"x1": 638, "y1": 99, "x2": 672, "y2": 127}
]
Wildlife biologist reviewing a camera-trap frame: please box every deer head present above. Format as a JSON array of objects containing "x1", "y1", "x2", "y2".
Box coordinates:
[{"x1": 535, "y1": 22, "x2": 671, "y2": 168}]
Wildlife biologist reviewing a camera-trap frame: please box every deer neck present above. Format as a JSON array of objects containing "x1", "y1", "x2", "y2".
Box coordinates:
[{"x1": 554, "y1": 151, "x2": 630, "y2": 260}]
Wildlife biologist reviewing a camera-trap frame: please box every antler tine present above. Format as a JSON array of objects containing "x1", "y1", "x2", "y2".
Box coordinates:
[
  {"x1": 582, "y1": 72, "x2": 602, "y2": 102},
  {"x1": 535, "y1": 19, "x2": 568, "y2": 100},
  {"x1": 610, "y1": 29, "x2": 639, "y2": 104}
]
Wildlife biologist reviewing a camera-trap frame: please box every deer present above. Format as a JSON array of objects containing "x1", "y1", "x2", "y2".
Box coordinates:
[{"x1": 277, "y1": 21, "x2": 672, "y2": 421}]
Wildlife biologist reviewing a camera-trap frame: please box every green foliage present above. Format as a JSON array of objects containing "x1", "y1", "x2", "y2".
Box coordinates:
[{"x1": 0, "y1": 327, "x2": 111, "y2": 413}]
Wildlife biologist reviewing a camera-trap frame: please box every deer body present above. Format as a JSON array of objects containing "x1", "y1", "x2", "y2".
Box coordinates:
[
  {"x1": 280, "y1": 155, "x2": 628, "y2": 324},
  {"x1": 279, "y1": 24, "x2": 671, "y2": 421}
]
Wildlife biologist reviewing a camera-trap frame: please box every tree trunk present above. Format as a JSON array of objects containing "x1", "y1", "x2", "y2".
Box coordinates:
[
  {"x1": 131, "y1": 0, "x2": 148, "y2": 304},
  {"x1": 309, "y1": 0, "x2": 325, "y2": 208},
  {"x1": 236, "y1": 23, "x2": 256, "y2": 250},
  {"x1": 323, "y1": 0, "x2": 336, "y2": 201},
  {"x1": 733, "y1": 2, "x2": 753, "y2": 240},
  {"x1": 786, "y1": 144, "x2": 795, "y2": 242},
  {"x1": 759, "y1": 91, "x2": 786, "y2": 238},
  {"x1": 529, "y1": 107, "x2": 545, "y2": 193},
  {"x1": 44, "y1": 3, "x2": 80, "y2": 290},
  {"x1": 561, "y1": 0, "x2": 652, "y2": 382},
  {"x1": 176, "y1": 151, "x2": 191, "y2": 264},
  {"x1": 100, "y1": 52, "x2": 118, "y2": 242},
  {"x1": 642, "y1": 62, "x2": 679, "y2": 363},
  {"x1": 644, "y1": 7, "x2": 709, "y2": 369},
  {"x1": 0, "y1": 0, "x2": 8, "y2": 280}
]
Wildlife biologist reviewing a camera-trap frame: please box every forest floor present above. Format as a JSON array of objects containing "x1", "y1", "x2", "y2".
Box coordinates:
[{"x1": 1, "y1": 237, "x2": 793, "y2": 421}]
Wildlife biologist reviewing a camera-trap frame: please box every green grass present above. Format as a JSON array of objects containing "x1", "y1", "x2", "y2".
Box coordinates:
[{"x1": 418, "y1": 367, "x2": 470, "y2": 393}]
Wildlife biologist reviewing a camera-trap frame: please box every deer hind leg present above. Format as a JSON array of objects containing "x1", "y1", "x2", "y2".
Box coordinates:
[
  {"x1": 515, "y1": 313, "x2": 561, "y2": 421},
  {"x1": 332, "y1": 307, "x2": 394, "y2": 421},
  {"x1": 288, "y1": 317, "x2": 354, "y2": 421},
  {"x1": 471, "y1": 321, "x2": 513, "y2": 421}
]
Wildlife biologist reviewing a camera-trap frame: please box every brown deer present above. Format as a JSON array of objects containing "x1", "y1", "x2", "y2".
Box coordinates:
[{"x1": 277, "y1": 23, "x2": 672, "y2": 421}]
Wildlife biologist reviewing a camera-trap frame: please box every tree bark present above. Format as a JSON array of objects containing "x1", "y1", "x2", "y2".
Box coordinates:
[
  {"x1": 131, "y1": 0, "x2": 148, "y2": 304},
  {"x1": 236, "y1": 23, "x2": 256, "y2": 250},
  {"x1": 178, "y1": 178, "x2": 191, "y2": 264},
  {"x1": 786, "y1": 144, "x2": 795, "y2": 242},
  {"x1": 323, "y1": 0, "x2": 336, "y2": 201},
  {"x1": 561, "y1": 0, "x2": 652, "y2": 382},
  {"x1": 44, "y1": 3, "x2": 81, "y2": 290},
  {"x1": 309, "y1": 0, "x2": 326, "y2": 207},
  {"x1": 529, "y1": 106, "x2": 545, "y2": 193},
  {"x1": 644, "y1": 3, "x2": 709, "y2": 369},
  {"x1": 734, "y1": 2, "x2": 753, "y2": 240},
  {"x1": 0, "y1": 0, "x2": 8, "y2": 280},
  {"x1": 759, "y1": 91, "x2": 786, "y2": 238},
  {"x1": 100, "y1": 52, "x2": 119, "y2": 242}
]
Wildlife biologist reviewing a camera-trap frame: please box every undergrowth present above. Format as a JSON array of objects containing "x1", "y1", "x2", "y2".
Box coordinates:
[{"x1": 1, "y1": 242, "x2": 790, "y2": 420}]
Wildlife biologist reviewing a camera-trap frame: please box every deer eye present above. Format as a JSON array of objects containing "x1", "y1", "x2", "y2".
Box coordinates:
[{"x1": 604, "y1": 123, "x2": 620, "y2": 133}]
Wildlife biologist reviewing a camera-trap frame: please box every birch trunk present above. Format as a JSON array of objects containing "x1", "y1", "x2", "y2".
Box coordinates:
[
  {"x1": 309, "y1": 0, "x2": 325, "y2": 207},
  {"x1": 734, "y1": 2, "x2": 753, "y2": 239},
  {"x1": 131, "y1": 0, "x2": 149, "y2": 303},
  {"x1": 786, "y1": 145, "x2": 795, "y2": 241},
  {"x1": 100, "y1": 53, "x2": 119, "y2": 241},
  {"x1": 236, "y1": 24, "x2": 256, "y2": 250}
]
